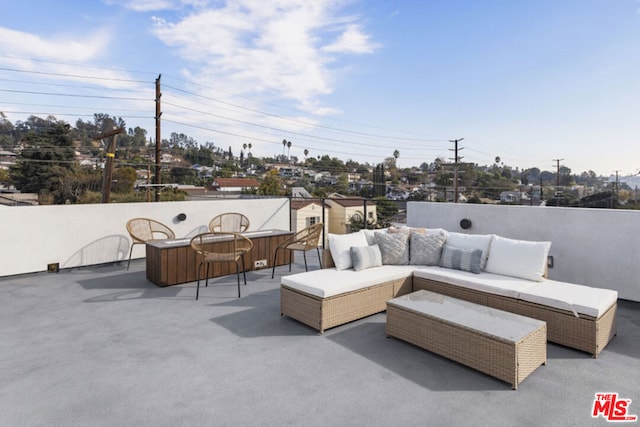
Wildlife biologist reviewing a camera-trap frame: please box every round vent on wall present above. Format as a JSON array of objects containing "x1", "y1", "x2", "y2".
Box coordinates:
[{"x1": 459, "y1": 218, "x2": 472, "y2": 230}]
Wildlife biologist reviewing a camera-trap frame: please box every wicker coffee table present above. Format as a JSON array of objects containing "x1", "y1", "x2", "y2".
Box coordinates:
[{"x1": 386, "y1": 290, "x2": 547, "y2": 389}]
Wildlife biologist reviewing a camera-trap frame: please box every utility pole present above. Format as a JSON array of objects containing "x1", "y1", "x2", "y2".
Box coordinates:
[
  {"x1": 613, "y1": 170, "x2": 621, "y2": 207},
  {"x1": 552, "y1": 158, "x2": 564, "y2": 194},
  {"x1": 155, "y1": 74, "x2": 162, "y2": 202},
  {"x1": 449, "y1": 138, "x2": 464, "y2": 203},
  {"x1": 94, "y1": 127, "x2": 125, "y2": 203}
]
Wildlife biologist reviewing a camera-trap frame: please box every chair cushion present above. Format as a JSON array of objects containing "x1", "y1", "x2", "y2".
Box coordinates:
[
  {"x1": 439, "y1": 245, "x2": 482, "y2": 274},
  {"x1": 517, "y1": 280, "x2": 618, "y2": 318},
  {"x1": 409, "y1": 230, "x2": 446, "y2": 266},
  {"x1": 350, "y1": 245, "x2": 383, "y2": 271},
  {"x1": 375, "y1": 231, "x2": 409, "y2": 265},
  {"x1": 328, "y1": 232, "x2": 369, "y2": 270},
  {"x1": 485, "y1": 235, "x2": 551, "y2": 282},
  {"x1": 445, "y1": 232, "x2": 493, "y2": 270},
  {"x1": 281, "y1": 265, "x2": 418, "y2": 298}
]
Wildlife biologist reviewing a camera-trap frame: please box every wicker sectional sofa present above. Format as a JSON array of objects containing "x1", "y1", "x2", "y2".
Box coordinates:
[{"x1": 280, "y1": 229, "x2": 618, "y2": 357}]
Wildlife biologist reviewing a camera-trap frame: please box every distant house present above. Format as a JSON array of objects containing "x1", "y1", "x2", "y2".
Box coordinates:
[
  {"x1": 499, "y1": 191, "x2": 525, "y2": 204},
  {"x1": 0, "y1": 150, "x2": 17, "y2": 170},
  {"x1": 290, "y1": 187, "x2": 312, "y2": 198},
  {"x1": 290, "y1": 199, "x2": 330, "y2": 246},
  {"x1": 325, "y1": 197, "x2": 377, "y2": 234},
  {"x1": 212, "y1": 178, "x2": 260, "y2": 192}
]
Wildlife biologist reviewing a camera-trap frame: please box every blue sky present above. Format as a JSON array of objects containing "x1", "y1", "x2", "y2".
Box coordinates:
[{"x1": 1, "y1": 0, "x2": 639, "y2": 177}]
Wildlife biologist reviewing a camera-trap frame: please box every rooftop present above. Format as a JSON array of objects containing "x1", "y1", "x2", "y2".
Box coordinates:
[{"x1": 2, "y1": 258, "x2": 639, "y2": 426}]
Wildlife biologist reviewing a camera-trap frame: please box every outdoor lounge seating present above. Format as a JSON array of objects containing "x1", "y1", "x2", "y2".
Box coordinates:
[
  {"x1": 190, "y1": 232, "x2": 253, "y2": 300},
  {"x1": 209, "y1": 212, "x2": 250, "y2": 233},
  {"x1": 280, "y1": 228, "x2": 618, "y2": 357},
  {"x1": 125, "y1": 217, "x2": 175, "y2": 270},
  {"x1": 271, "y1": 222, "x2": 323, "y2": 278}
]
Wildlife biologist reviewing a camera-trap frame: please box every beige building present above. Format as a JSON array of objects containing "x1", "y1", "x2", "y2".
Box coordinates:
[
  {"x1": 290, "y1": 199, "x2": 330, "y2": 246},
  {"x1": 325, "y1": 198, "x2": 377, "y2": 234}
]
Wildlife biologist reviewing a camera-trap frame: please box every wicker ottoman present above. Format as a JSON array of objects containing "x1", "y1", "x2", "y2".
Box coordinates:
[{"x1": 386, "y1": 290, "x2": 547, "y2": 389}]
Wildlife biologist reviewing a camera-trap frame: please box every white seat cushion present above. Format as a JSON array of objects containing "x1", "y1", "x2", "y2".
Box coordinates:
[
  {"x1": 281, "y1": 265, "x2": 418, "y2": 298},
  {"x1": 517, "y1": 280, "x2": 618, "y2": 318},
  {"x1": 413, "y1": 266, "x2": 538, "y2": 299}
]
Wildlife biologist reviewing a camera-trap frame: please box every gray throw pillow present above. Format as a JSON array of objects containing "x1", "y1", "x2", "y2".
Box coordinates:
[
  {"x1": 374, "y1": 231, "x2": 409, "y2": 265},
  {"x1": 350, "y1": 244, "x2": 383, "y2": 271},
  {"x1": 410, "y1": 231, "x2": 447, "y2": 265},
  {"x1": 439, "y1": 245, "x2": 482, "y2": 274}
]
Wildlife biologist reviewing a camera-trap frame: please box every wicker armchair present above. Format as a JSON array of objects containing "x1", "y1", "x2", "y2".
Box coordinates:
[
  {"x1": 208, "y1": 213, "x2": 250, "y2": 233},
  {"x1": 126, "y1": 218, "x2": 175, "y2": 270},
  {"x1": 271, "y1": 223, "x2": 323, "y2": 278},
  {"x1": 190, "y1": 232, "x2": 253, "y2": 300}
]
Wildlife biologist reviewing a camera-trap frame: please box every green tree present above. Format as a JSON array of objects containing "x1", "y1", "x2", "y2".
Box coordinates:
[
  {"x1": 346, "y1": 210, "x2": 377, "y2": 232},
  {"x1": 10, "y1": 117, "x2": 76, "y2": 201},
  {"x1": 112, "y1": 167, "x2": 138, "y2": 193},
  {"x1": 258, "y1": 170, "x2": 284, "y2": 195},
  {"x1": 373, "y1": 163, "x2": 385, "y2": 197},
  {"x1": 0, "y1": 168, "x2": 9, "y2": 184},
  {"x1": 374, "y1": 197, "x2": 399, "y2": 228}
]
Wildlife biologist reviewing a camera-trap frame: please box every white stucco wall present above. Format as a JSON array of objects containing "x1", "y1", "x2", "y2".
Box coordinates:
[
  {"x1": 407, "y1": 202, "x2": 640, "y2": 302},
  {"x1": 0, "y1": 199, "x2": 289, "y2": 277}
]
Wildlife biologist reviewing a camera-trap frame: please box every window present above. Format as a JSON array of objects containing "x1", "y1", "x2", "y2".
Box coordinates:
[{"x1": 306, "y1": 216, "x2": 320, "y2": 227}]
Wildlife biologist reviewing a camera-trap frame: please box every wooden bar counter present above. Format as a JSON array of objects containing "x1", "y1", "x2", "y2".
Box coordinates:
[{"x1": 146, "y1": 229, "x2": 293, "y2": 287}]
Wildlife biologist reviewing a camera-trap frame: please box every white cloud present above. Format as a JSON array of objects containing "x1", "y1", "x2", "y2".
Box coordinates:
[
  {"x1": 104, "y1": 0, "x2": 178, "y2": 12},
  {"x1": 0, "y1": 27, "x2": 110, "y2": 62},
  {"x1": 150, "y1": 0, "x2": 378, "y2": 114},
  {"x1": 322, "y1": 24, "x2": 379, "y2": 54}
]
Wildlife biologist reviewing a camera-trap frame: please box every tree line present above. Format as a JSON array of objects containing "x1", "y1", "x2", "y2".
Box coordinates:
[{"x1": 0, "y1": 112, "x2": 630, "y2": 206}]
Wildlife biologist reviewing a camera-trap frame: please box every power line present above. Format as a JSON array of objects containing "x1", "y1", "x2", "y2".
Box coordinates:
[{"x1": 0, "y1": 66, "x2": 150, "y2": 84}]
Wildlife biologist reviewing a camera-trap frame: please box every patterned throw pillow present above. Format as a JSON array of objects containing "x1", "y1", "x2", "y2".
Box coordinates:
[
  {"x1": 350, "y1": 244, "x2": 383, "y2": 271},
  {"x1": 409, "y1": 230, "x2": 447, "y2": 265},
  {"x1": 374, "y1": 231, "x2": 409, "y2": 265},
  {"x1": 439, "y1": 245, "x2": 482, "y2": 274}
]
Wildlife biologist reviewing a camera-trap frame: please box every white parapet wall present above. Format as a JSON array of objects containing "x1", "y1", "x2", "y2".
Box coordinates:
[
  {"x1": 0, "y1": 198, "x2": 290, "y2": 277},
  {"x1": 407, "y1": 202, "x2": 640, "y2": 302}
]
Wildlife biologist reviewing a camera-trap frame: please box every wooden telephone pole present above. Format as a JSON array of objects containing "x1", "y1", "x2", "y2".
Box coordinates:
[
  {"x1": 155, "y1": 74, "x2": 162, "y2": 202},
  {"x1": 94, "y1": 128, "x2": 125, "y2": 203},
  {"x1": 449, "y1": 138, "x2": 464, "y2": 203}
]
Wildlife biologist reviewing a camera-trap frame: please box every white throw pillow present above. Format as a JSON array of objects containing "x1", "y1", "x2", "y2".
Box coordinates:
[
  {"x1": 445, "y1": 232, "x2": 494, "y2": 270},
  {"x1": 328, "y1": 232, "x2": 370, "y2": 270},
  {"x1": 485, "y1": 235, "x2": 551, "y2": 282}
]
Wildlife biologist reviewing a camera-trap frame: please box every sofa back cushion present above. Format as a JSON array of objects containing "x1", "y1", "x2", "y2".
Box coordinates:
[
  {"x1": 484, "y1": 235, "x2": 551, "y2": 282},
  {"x1": 409, "y1": 230, "x2": 447, "y2": 266},
  {"x1": 445, "y1": 232, "x2": 493, "y2": 270},
  {"x1": 328, "y1": 232, "x2": 370, "y2": 270},
  {"x1": 375, "y1": 231, "x2": 409, "y2": 265},
  {"x1": 439, "y1": 245, "x2": 483, "y2": 274}
]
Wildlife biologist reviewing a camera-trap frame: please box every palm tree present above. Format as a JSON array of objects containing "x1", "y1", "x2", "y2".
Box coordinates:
[
  {"x1": 282, "y1": 139, "x2": 287, "y2": 156},
  {"x1": 248, "y1": 143, "x2": 252, "y2": 154},
  {"x1": 393, "y1": 150, "x2": 400, "y2": 168},
  {"x1": 287, "y1": 140, "x2": 292, "y2": 161},
  {"x1": 304, "y1": 148, "x2": 309, "y2": 160}
]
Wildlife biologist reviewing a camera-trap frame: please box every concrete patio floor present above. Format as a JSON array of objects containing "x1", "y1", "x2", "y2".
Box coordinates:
[{"x1": 1, "y1": 258, "x2": 639, "y2": 426}]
